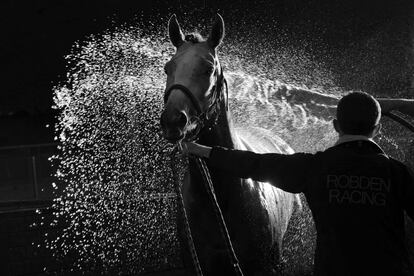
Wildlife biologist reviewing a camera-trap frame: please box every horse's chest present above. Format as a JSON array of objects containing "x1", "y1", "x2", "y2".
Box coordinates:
[{"x1": 184, "y1": 172, "x2": 234, "y2": 210}]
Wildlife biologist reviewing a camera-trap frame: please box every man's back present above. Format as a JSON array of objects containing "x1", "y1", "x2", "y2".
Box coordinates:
[
  {"x1": 306, "y1": 140, "x2": 412, "y2": 276},
  {"x1": 208, "y1": 139, "x2": 414, "y2": 275}
]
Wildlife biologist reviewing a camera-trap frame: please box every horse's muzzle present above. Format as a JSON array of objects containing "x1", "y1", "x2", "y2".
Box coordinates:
[{"x1": 160, "y1": 110, "x2": 188, "y2": 143}]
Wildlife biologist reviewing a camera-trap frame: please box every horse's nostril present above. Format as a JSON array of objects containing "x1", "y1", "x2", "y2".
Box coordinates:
[
  {"x1": 177, "y1": 111, "x2": 188, "y2": 128},
  {"x1": 160, "y1": 110, "x2": 188, "y2": 130}
]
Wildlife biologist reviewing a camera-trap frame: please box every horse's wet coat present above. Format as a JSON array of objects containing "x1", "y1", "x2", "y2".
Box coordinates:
[{"x1": 161, "y1": 14, "x2": 300, "y2": 275}]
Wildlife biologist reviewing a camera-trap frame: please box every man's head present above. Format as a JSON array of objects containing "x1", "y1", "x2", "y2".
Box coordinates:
[{"x1": 333, "y1": 92, "x2": 381, "y2": 137}]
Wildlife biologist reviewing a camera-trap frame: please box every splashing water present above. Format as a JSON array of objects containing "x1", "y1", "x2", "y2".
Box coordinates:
[
  {"x1": 49, "y1": 28, "x2": 184, "y2": 274},
  {"x1": 43, "y1": 19, "x2": 414, "y2": 275}
]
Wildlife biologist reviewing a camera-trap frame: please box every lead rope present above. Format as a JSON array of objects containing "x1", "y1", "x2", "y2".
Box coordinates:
[
  {"x1": 193, "y1": 157, "x2": 244, "y2": 276},
  {"x1": 170, "y1": 147, "x2": 244, "y2": 276},
  {"x1": 170, "y1": 148, "x2": 204, "y2": 276}
]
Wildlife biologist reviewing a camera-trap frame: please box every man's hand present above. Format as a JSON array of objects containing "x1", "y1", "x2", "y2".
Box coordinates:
[{"x1": 180, "y1": 142, "x2": 212, "y2": 158}]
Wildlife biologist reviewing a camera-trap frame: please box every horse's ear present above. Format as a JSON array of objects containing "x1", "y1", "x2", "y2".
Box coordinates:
[
  {"x1": 207, "y1": 14, "x2": 225, "y2": 49},
  {"x1": 168, "y1": 14, "x2": 184, "y2": 48}
]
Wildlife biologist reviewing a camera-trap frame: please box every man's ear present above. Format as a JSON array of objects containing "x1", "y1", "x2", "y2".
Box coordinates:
[{"x1": 371, "y1": 123, "x2": 381, "y2": 137}]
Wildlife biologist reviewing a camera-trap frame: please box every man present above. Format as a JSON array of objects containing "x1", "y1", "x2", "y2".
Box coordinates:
[{"x1": 182, "y1": 92, "x2": 414, "y2": 276}]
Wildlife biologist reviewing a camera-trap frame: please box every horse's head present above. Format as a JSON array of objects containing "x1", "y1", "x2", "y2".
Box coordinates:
[{"x1": 160, "y1": 14, "x2": 225, "y2": 143}]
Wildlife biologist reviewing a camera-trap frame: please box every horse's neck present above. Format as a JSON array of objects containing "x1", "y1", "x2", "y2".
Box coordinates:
[
  {"x1": 188, "y1": 102, "x2": 239, "y2": 200},
  {"x1": 197, "y1": 104, "x2": 236, "y2": 149}
]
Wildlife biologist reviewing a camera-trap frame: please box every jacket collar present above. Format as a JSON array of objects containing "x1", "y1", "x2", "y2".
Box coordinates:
[
  {"x1": 335, "y1": 135, "x2": 374, "y2": 146},
  {"x1": 333, "y1": 135, "x2": 385, "y2": 154}
]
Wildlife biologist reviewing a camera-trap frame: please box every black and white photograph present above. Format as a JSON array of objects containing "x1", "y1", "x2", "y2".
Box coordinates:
[{"x1": 1, "y1": 0, "x2": 413, "y2": 275}]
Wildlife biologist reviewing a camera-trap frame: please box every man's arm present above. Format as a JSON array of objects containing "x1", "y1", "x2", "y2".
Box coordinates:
[
  {"x1": 378, "y1": 98, "x2": 414, "y2": 117},
  {"x1": 182, "y1": 142, "x2": 315, "y2": 193}
]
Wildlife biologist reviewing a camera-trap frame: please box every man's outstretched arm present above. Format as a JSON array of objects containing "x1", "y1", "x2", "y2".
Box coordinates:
[
  {"x1": 378, "y1": 98, "x2": 414, "y2": 117},
  {"x1": 181, "y1": 142, "x2": 314, "y2": 193}
]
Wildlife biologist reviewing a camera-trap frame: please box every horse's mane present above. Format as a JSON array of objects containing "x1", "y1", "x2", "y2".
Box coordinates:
[{"x1": 185, "y1": 32, "x2": 205, "y2": 43}]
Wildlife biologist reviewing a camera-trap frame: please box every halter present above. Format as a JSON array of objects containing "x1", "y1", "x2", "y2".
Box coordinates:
[{"x1": 163, "y1": 67, "x2": 228, "y2": 140}]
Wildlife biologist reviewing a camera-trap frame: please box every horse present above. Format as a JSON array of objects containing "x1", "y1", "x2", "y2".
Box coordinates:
[{"x1": 160, "y1": 14, "x2": 301, "y2": 275}]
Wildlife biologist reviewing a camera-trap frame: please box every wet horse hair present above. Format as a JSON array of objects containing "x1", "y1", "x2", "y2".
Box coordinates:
[{"x1": 185, "y1": 33, "x2": 205, "y2": 43}]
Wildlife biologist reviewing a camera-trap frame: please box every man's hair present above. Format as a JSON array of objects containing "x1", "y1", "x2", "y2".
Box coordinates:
[{"x1": 336, "y1": 91, "x2": 381, "y2": 135}]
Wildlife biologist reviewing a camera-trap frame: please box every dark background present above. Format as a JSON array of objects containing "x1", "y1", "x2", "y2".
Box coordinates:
[
  {"x1": 0, "y1": 0, "x2": 413, "y2": 146},
  {"x1": 0, "y1": 1, "x2": 413, "y2": 275}
]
